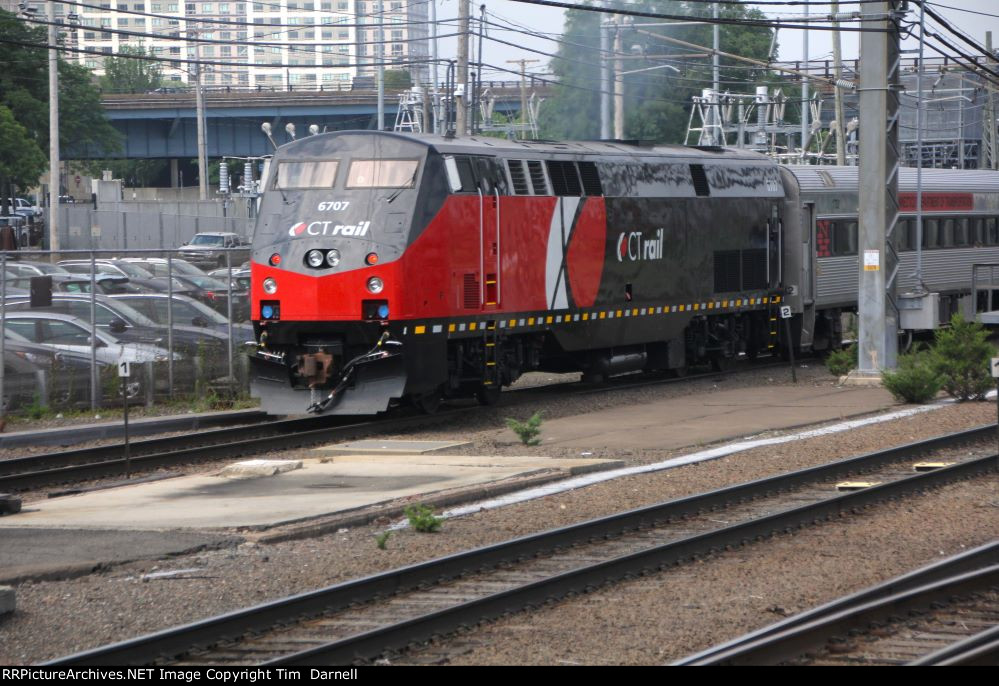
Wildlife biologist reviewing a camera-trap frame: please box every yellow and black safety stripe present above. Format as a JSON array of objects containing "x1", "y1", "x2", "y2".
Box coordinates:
[{"x1": 402, "y1": 294, "x2": 784, "y2": 337}]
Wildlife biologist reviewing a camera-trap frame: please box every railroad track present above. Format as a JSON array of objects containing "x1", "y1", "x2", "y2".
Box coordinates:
[
  {"x1": 47, "y1": 424, "x2": 998, "y2": 666},
  {"x1": 2, "y1": 359, "x2": 786, "y2": 494},
  {"x1": 679, "y1": 542, "x2": 999, "y2": 665}
]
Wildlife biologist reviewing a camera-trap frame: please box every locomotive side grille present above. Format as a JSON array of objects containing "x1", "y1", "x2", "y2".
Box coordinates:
[
  {"x1": 527, "y1": 160, "x2": 548, "y2": 195},
  {"x1": 463, "y1": 273, "x2": 480, "y2": 309},
  {"x1": 507, "y1": 160, "x2": 531, "y2": 195},
  {"x1": 741, "y1": 248, "x2": 767, "y2": 290},
  {"x1": 578, "y1": 161, "x2": 604, "y2": 196},
  {"x1": 689, "y1": 164, "x2": 711, "y2": 197},
  {"x1": 547, "y1": 161, "x2": 583, "y2": 196},
  {"x1": 713, "y1": 250, "x2": 741, "y2": 293}
]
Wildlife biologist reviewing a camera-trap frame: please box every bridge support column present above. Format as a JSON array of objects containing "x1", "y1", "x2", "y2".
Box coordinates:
[{"x1": 170, "y1": 159, "x2": 180, "y2": 188}]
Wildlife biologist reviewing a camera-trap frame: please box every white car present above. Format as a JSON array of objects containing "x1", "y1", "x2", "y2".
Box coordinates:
[
  {"x1": 8, "y1": 198, "x2": 41, "y2": 218},
  {"x1": 1, "y1": 311, "x2": 177, "y2": 365}
]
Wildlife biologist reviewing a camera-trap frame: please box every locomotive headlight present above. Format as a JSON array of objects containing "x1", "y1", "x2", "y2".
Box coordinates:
[
  {"x1": 306, "y1": 249, "x2": 325, "y2": 268},
  {"x1": 263, "y1": 277, "x2": 278, "y2": 294},
  {"x1": 326, "y1": 249, "x2": 341, "y2": 267},
  {"x1": 366, "y1": 276, "x2": 384, "y2": 294}
]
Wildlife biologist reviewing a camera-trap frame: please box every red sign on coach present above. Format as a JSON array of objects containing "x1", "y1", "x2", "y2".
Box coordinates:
[{"x1": 898, "y1": 192, "x2": 974, "y2": 212}]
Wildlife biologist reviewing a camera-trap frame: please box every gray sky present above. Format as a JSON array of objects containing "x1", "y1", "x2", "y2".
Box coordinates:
[{"x1": 433, "y1": 0, "x2": 999, "y2": 83}]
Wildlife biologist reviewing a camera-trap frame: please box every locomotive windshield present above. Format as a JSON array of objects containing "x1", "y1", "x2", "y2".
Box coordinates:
[
  {"x1": 275, "y1": 161, "x2": 339, "y2": 189},
  {"x1": 345, "y1": 159, "x2": 419, "y2": 188}
]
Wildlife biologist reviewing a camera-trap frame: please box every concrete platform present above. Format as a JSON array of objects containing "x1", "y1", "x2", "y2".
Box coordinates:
[
  {"x1": 503, "y1": 385, "x2": 898, "y2": 451},
  {"x1": 318, "y1": 439, "x2": 472, "y2": 455},
  {"x1": 2, "y1": 454, "x2": 618, "y2": 532}
]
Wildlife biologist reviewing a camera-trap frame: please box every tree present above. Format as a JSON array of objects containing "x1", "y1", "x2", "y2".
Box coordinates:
[
  {"x1": 384, "y1": 69, "x2": 413, "y2": 90},
  {"x1": 537, "y1": 1, "x2": 777, "y2": 143},
  {"x1": 0, "y1": 9, "x2": 120, "y2": 162},
  {"x1": 99, "y1": 46, "x2": 164, "y2": 94},
  {"x1": 0, "y1": 105, "x2": 47, "y2": 215}
]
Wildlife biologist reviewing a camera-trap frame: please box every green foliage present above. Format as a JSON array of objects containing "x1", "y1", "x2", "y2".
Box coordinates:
[
  {"x1": 881, "y1": 349, "x2": 942, "y2": 404},
  {"x1": 825, "y1": 344, "x2": 857, "y2": 377},
  {"x1": 99, "y1": 46, "x2": 164, "y2": 93},
  {"x1": 22, "y1": 395, "x2": 47, "y2": 420},
  {"x1": 929, "y1": 314, "x2": 994, "y2": 400},
  {"x1": 505, "y1": 411, "x2": 543, "y2": 446},
  {"x1": 0, "y1": 105, "x2": 47, "y2": 189},
  {"x1": 374, "y1": 531, "x2": 392, "y2": 550},
  {"x1": 537, "y1": 1, "x2": 776, "y2": 143},
  {"x1": 383, "y1": 69, "x2": 413, "y2": 89},
  {"x1": 404, "y1": 504, "x2": 443, "y2": 533},
  {"x1": 0, "y1": 9, "x2": 120, "y2": 166}
]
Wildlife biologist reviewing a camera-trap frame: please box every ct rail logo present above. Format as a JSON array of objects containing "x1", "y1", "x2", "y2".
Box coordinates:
[
  {"x1": 616, "y1": 228, "x2": 664, "y2": 262},
  {"x1": 288, "y1": 220, "x2": 371, "y2": 237}
]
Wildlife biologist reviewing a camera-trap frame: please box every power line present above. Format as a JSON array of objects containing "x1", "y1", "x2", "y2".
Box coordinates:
[{"x1": 501, "y1": 0, "x2": 894, "y2": 32}]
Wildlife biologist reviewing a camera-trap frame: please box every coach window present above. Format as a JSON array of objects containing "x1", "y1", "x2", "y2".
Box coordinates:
[
  {"x1": 832, "y1": 221, "x2": 857, "y2": 256},
  {"x1": 898, "y1": 219, "x2": 914, "y2": 251},
  {"x1": 922, "y1": 219, "x2": 938, "y2": 249},
  {"x1": 275, "y1": 160, "x2": 339, "y2": 188},
  {"x1": 954, "y1": 218, "x2": 969, "y2": 247},
  {"x1": 939, "y1": 218, "x2": 954, "y2": 248},
  {"x1": 987, "y1": 217, "x2": 999, "y2": 245},
  {"x1": 971, "y1": 217, "x2": 984, "y2": 246}
]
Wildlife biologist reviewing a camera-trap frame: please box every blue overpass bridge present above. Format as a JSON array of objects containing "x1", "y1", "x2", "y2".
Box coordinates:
[{"x1": 76, "y1": 82, "x2": 549, "y2": 160}]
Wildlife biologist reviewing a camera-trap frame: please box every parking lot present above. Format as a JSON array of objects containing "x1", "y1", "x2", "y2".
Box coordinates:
[{"x1": 1, "y1": 247, "x2": 253, "y2": 416}]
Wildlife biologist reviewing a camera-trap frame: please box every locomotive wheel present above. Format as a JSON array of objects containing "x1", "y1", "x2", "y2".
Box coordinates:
[
  {"x1": 411, "y1": 387, "x2": 443, "y2": 414},
  {"x1": 475, "y1": 384, "x2": 501, "y2": 406}
]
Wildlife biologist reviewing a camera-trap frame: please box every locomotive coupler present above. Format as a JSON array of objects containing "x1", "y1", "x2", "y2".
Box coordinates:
[{"x1": 306, "y1": 332, "x2": 403, "y2": 414}]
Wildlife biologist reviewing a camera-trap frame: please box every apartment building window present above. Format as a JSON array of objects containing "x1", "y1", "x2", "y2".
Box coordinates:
[
  {"x1": 151, "y1": 2, "x2": 161, "y2": 9},
  {"x1": 392, "y1": 29, "x2": 402, "y2": 40},
  {"x1": 253, "y1": 3, "x2": 263, "y2": 10},
  {"x1": 133, "y1": 3, "x2": 145, "y2": 9},
  {"x1": 337, "y1": 29, "x2": 348, "y2": 39},
  {"x1": 170, "y1": 46, "x2": 181, "y2": 54},
  {"x1": 287, "y1": 2, "x2": 298, "y2": 9},
  {"x1": 151, "y1": 18, "x2": 162, "y2": 26},
  {"x1": 304, "y1": 2, "x2": 315, "y2": 9},
  {"x1": 219, "y1": 3, "x2": 229, "y2": 12},
  {"x1": 337, "y1": 1, "x2": 347, "y2": 9},
  {"x1": 304, "y1": 30, "x2": 314, "y2": 39},
  {"x1": 237, "y1": 31, "x2": 246, "y2": 39},
  {"x1": 84, "y1": 31, "x2": 96, "y2": 39},
  {"x1": 322, "y1": 30, "x2": 332, "y2": 39},
  {"x1": 220, "y1": 46, "x2": 231, "y2": 56},
  {"x1": 201, "y1": 3, "x2": 213, "y2": 13},
  {"x1": 186, "y1": 3, "x2": 195, "y2": 12},
  {"x1": 220, "y1": 31, "x2": 230, "y2": 39},
  {"x1": 167, "y1": 3, "x2": 178, "y2": 9},
  {"x1": 321, "y1": 2, "x2": 331, "y2": 9}
]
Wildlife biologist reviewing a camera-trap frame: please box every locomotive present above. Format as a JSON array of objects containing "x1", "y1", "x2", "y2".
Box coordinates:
[{"x1": 248, "y1": 131, "x2": 999, "y2": 415}]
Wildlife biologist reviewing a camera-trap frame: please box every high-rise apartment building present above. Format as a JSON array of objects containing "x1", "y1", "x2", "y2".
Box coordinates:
[{"x1": 10, "y1": 1, "x2": 430, "y2": 90}]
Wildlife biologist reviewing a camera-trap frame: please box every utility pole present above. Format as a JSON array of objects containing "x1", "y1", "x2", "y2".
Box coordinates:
[
  {"x1": 376, "y1": 0, "x2": 385, "y2": 130},
  {"x1": 456, "y1": 0, "x2": 470, "y2": 136},
  {"x1": 48, "y1": 0, "x2": 60, "y2": 251},
  {"x1": 854, "y1": 0, "x2": 902, "y2": 380},
  {"x1": 614, "y1": 20, "x2": 624, "y2": 139},
  {"x1": 801, "y1": 17, "x2": 809, "y2": 162},
  {"x1": 983, "y1": 32, "x2": 998, "y2": 170},
  {"x1": 832, "y1": 1, "x2": 847, "y2": 165},
  {"x1": 195, "y1": 61, "x2": 208, "y2": 201},
  {"x1": 507, "y1": 58, "x2": 539, "y2": 138},
  {"x1": 600, "y1": 16, "x2": 611, "y2": 139}
]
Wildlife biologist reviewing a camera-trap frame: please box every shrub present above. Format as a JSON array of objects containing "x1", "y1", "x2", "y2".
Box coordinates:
[
  {"x1": 404, "y1": 504, "x2": 443, "y2": 533},
  {"x1": 930, "y1": 314, "x2": 994, "y2": 400},
  {"x1": 825, "y1": 344, "x2": 857, "y2": 377},
  {"x1": 505, "y1": 411, "x2": 543, "y2": 446},
  {"x1": 881, "y1": 349, "x2": 942, "y2": 404}
]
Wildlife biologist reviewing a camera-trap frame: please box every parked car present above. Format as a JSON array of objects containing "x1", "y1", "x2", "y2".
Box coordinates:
[
  {"x1": 3, "y1": 292, "x2": 226, "y2": 355},
  {"x1": 7, "y1": 198, "x2": 41, "y2": 218},
  {"x1": 57, "y1": 259, "x2": 165, "y2": 292},
  {"x1": 5, "y1": 273, "x2": 148, "y2": 295},
  {"x1": 208, "y1": 267, "x2": 251, "y2": 291},
  {"x1": 4, "y1": 261, "x2": 72, "y2": 277},
  {"x1": 167, "y1": 273, "x2": 249, "y2": 321},
  {"x1": 178, "y1": 232, "x2": 251, "y2": 269},
  {"x1": 110, "y1": 292, "x2": 254, "y2": 342},
  {"x1": 4, "y1": 329, "x2": 101, "y2": 405},
  {"x1": 1, "y1": 311, "x2": 175, "y2": 364},
  {"x1": 119, "y1": 257, "x2": 207, "y2": 278}
]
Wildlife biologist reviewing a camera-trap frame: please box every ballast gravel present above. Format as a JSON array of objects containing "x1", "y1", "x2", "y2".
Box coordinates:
[{"x1": 1, "y1": 364, "x2": 998, "y2": 664}]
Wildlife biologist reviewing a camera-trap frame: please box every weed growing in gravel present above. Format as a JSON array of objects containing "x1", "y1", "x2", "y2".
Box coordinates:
[
  {"x1": 404, "y1": 504, "x2": 443, "y2": 533},
  {"x1": 374, "y1": 531, "x2": 392, "y2": 549},
  {"x1": 505, "y1": 411, "x2": 543, "y2": 446}
]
